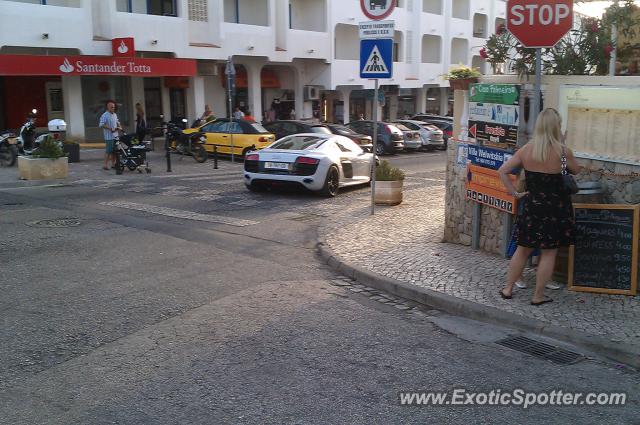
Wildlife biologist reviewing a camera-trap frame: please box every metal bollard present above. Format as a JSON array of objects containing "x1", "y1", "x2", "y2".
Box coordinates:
[
  {"x1": 213, "y1": 145, "x2": 218, "y2": 169},
  {"x1": 165, "y1": 139, "x2": 172, "y2": 172}
]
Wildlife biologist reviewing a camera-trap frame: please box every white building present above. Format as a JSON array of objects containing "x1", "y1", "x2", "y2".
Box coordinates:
[{"x1": 0, "y1": 0, "x2": 506, "y2": 140}]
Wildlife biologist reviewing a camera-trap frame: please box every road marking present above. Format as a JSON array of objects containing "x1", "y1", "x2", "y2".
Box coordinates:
[{"x1": 100, "y1": 201, "x2": 259, "y2": 227}]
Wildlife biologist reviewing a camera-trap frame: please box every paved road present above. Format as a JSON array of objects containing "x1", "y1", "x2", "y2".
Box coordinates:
[{"x1": 0, "y1": 150, "x2": 638, "y2": 424}]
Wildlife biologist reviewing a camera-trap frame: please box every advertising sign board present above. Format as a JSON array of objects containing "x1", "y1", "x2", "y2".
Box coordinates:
[{"x1": 466, "y1": 165, "x2": 517, "y2": 214}]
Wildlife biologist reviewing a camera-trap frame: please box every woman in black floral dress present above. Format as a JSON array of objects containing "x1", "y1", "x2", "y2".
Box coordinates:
[{"x1": 498, "y1": 108, "x2": 581, "y2": 306}]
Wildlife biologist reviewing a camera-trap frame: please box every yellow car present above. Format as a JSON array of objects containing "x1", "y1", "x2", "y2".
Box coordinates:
[{"x1": 184, "y1": 118, "x2": 275, "y2": 157}]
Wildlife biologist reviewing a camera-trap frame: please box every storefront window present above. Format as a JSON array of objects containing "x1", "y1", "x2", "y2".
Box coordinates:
[{"x1": 82, "y1": 76, "x2": 131, "y2": 140}]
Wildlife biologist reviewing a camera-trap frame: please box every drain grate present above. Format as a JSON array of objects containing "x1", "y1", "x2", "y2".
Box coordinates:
[
  {"x1": 496, "y1": 335, "x2": 583, "y2": 365},
  {"x1": 26, "y1": 218, "x2": 81, "y2": 228}
]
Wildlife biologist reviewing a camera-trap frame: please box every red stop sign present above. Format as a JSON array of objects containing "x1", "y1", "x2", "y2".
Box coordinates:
[{"x1": 507, "y1": 0, "x2": 573, "y2": 48}]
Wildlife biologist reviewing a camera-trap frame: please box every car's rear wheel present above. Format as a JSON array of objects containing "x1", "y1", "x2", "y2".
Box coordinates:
[
  {"x1": 375, "y1": 142, "x2": 386, "y2": 156},
  {"x1": 246, "y1": 182, "x2": 265, "y2": 192},
  {"x1": 320, "y1": 165, "x2": 339, "y2": 197}
]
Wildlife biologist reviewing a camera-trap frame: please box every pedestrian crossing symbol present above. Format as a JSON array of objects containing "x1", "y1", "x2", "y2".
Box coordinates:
[
  {"x1": 360, "y1": 38, "x2": 393, "y2": 79},
  {"x1": 363, "y1": 45, "x2": 389, "y2": 74}
]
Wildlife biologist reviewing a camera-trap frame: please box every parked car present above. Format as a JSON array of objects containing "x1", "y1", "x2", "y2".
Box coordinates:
[
  {"x1": 346, "y1": 120, "x2": 404, "y2": 155},
  {"x1": 325, "y1": 123, "x2": 373, "y2": 151},
  {"x1": 411, "y1": 114, "x2": 453, "y2": 123},
  {"x1": 244, "y1": 133, "x2": 374, "y2": 197},
  {"x1": 262, "y1": 120, "x2": 332, "y2": 141},
  {"x1": 411, "y1": 115, "x2": 453, "y2": 149},
  {"x1": 184, "y1": 118, "x2": 275, "y2": 157},
  {"x1": 393, "y1": 119, "x2": 445, "y2": 150},
  {"x1": 390, "y1": 122, "x2": 424, "y2": 151}
]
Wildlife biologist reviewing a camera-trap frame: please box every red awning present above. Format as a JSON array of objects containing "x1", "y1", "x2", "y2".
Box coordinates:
[{"x1": 0, "y1": 54, "x2": 197, "y2": 77}]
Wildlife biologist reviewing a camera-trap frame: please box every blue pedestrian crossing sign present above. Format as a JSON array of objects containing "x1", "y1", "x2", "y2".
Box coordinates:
[{"x1": 360, "y1": 38, "x2": 393, "y2": 79}]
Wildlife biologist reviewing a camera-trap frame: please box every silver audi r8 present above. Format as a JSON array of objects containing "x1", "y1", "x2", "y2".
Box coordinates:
[{"x1": 243, "y1": 133, "x2": 375, "y2": 197}]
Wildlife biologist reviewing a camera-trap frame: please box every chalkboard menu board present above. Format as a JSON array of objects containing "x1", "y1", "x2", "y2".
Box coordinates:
[{"x1": 569, "y1": 204, "x2": 639, "y2": 296}]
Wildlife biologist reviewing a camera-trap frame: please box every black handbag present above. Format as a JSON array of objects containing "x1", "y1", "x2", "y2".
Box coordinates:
[{"x1": 561, "y1": 147, "x2": 579, "y2": 195}]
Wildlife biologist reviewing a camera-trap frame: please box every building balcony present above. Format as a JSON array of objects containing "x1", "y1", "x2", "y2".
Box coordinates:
[
  {"x1": 0, "y1": 0, "x2": 91, "y2": 52},
  {"x1": 286, "y1": 29, "x2": 330, "y2": 61}
]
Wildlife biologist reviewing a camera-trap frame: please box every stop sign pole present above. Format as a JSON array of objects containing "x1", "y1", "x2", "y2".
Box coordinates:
[{"x1": 507, "y1": 0, "x2": 573, "y2": 135}]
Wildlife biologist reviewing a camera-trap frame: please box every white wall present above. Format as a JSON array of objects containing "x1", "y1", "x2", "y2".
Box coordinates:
[
  {"x1": 334, "y1": 24, "x2": 358, "y2": 60},
  {"x1": 290, "y1": 0, "x2": 326, "y2": 32}
]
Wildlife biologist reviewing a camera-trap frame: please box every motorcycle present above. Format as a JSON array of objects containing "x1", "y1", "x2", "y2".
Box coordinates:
[
  {"x1": 165, "y1": 118, "x2": 208, "y2": 163},
  {"x1": 0, "y1": 130, "x2": 19, "y2": 166},
  {"x1": 0, "y1": 108, "x2": 42, "y2": 166},
  {"x1": 114, "y1": 132, "x2": 152, "y2": 175}
]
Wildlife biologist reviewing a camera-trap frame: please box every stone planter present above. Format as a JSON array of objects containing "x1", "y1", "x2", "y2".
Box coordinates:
[
  {"x1": 449, "y1": 77, "x2": 478, "y2": 91},
  {"x1": 375, "y1": 180, "x2": 403, "y2": 205},
  {"x1": 63, "y1": 143, "x2": 80, "y2": 163},
  {"x1": 18, "y1": 156, "x2": 68, "y2": 180}
]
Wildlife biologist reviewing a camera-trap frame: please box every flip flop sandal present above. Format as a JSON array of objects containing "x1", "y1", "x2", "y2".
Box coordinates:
[
  {"x1": 531, "y1": 297, "x2": 553, "y2": 306},
  {"x1": 499, "y1": 289, "x2": 512, "y2": 300}
]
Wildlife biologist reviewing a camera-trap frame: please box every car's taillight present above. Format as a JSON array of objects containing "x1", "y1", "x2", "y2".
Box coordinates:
[
  {"x1": 259, "y1": 136, "x2": 270, "y2": 143},
  {"x1": 295, "y1": 156, "x2": 319, "y2": 165},
  {"x1": 245, "y1": 154, "x2": 259, "y2": 161},
  {"x1": 384, "y1": 125, "x2": 392, "y2": 134},
  {"x1": 445, "y1": 129, "x2": 453, "y2": 136}
]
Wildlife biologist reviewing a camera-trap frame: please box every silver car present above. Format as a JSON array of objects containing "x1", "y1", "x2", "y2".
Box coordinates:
[
  {"x1": 243, "y1": 133, "x2": 374, "y2": 197},
  {"x1": 393, "y1": 119, "x2": 445, "y2": 150},
  {"x1": 391, "y1": 122, "x2": 422, "y2": 151}
]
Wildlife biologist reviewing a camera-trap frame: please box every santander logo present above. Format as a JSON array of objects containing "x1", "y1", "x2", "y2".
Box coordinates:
[
  {"x1": 59, "y1": 58, "x2": 74, "y2": 73},
  {"x1": 117, "y1": 40, "x2": 129, "y2": 54}
]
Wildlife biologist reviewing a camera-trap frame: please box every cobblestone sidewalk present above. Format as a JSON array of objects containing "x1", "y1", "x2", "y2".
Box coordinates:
[{"x1": 320, "y1": 180, "x2": 640, "y2": 360}]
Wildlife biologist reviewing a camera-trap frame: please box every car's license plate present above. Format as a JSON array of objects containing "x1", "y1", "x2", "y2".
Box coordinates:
[{"x1": 265, "y1": 161, "x2": 290, "y2": 170}]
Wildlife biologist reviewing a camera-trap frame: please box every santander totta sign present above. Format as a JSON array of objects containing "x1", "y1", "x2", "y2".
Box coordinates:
[{"x1": 506, "y1": 0, "x2": 573, "y2": 48}]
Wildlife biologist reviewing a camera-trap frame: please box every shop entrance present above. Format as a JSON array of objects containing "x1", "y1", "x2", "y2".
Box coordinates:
[
  {"x1": 144, "y1": 78, "x2": 163, "y2": 131},
  {"x1": 169, "y1": 88, "x2": 186, "y2": 126}
]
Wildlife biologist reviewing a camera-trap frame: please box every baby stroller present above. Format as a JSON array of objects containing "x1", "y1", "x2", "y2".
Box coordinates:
[{"x1": 114, "y1": 132, "x2": 152, "y2": 174}]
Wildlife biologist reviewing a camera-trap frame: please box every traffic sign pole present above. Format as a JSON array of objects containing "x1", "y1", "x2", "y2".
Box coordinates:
[
  {"x1": 370, "y1": 78, "x2": 379, "y2": 216},
  {"x1": 225, "y1": 56, "x2": 235, "y2": 163},
  {"x1": 532, "y1": 48, "x2": 542, "y2": 133}
]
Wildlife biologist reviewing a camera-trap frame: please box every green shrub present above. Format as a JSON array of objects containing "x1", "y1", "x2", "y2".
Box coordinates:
[
  {"x1": 375, "y1": 160, "x2": 405, "y2": 181},
  {"x1": 32, "y1": 135, "x2": 65, "y2": 159}
]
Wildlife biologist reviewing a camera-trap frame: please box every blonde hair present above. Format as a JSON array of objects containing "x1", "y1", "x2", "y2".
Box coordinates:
[{"x1": 530, "y1": 108, "x2": 563, "y2": 163}]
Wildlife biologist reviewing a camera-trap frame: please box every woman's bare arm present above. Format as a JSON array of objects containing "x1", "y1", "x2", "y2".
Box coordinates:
[{"x1": 498, "y1": 149, "x2": 528, "y2": 199}]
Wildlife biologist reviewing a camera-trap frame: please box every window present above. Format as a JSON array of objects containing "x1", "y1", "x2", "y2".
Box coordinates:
[
  {"x1": 228, "y1": 122, "x2": 244, "y2": 134},
  {"x1": 224, "y1": 0, "x2": 269, "y2": 26},
  {"x1": 117, "y1": 0, "x2": 176, "y2": 15},
  {"x1": 7, "y1": 0, "x2": 81, "y2": 5},
  {"x1": 202, "y1": 121, "x2": 228, "y2": 133},
  {"x1": 148, "y1": 0, "x2": 176, "y2": 16}
]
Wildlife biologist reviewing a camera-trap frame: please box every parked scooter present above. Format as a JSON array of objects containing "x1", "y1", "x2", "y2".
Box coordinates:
[
  {"x1": 30, "y1": 118, "x2": 66, "y2": 157},
  {"x1": 165, "y1": 118, "x2": 207, "y2": 163},
  {"x1": 16, "y1": 109, "x2": 39, "y2": 154}
]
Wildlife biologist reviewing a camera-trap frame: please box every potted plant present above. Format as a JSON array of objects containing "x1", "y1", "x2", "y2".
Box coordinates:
[
  {"x1": 443, "y1": 65, "x2": 482, "y2": 91},
  {"x1": 18, "y1": 135, "x2": 68, "y2": 180},
  {"x1": 374, "y1": 160, "x2": 405, "y2": 205},
  {"x1": 62, "y1": 137, "x2": 80, "y2": 163}
]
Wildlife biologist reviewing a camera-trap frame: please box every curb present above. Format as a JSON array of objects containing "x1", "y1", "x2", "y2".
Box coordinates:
[{"x1": 317, "y1": 239, "x2": 640, "y2": 369}]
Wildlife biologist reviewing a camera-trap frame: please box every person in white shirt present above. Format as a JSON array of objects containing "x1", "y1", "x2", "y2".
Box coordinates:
[
  {"x1": 233, "y1": 107, "x2": 244, "y2": 120},
  {"x1": 99, "y1": 100, "x2": 121, "y2": 170}
]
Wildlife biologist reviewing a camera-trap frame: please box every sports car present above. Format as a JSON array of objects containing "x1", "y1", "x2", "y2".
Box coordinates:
[{"x1": 243, "y1": 133, "x2": 375, "y2": 197}]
